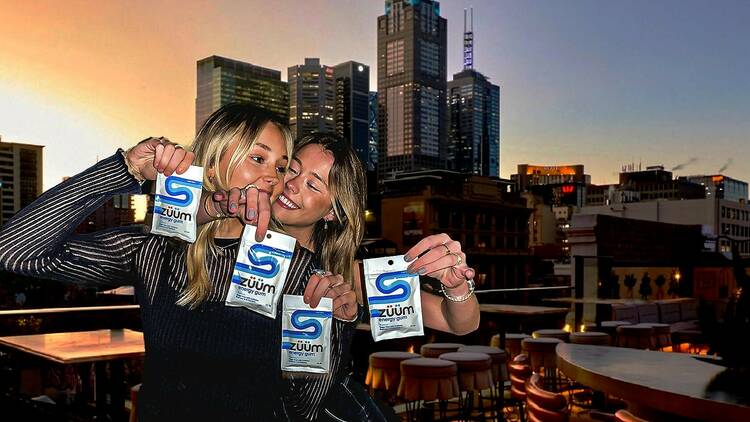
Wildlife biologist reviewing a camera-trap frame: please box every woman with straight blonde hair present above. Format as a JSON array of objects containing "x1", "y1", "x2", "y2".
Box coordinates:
[{"x1": 0, "y1": 103, "x2": 357, "y2": 420}]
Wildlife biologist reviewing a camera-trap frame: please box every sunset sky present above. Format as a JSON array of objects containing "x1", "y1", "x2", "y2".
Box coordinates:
[{"x1": 1, "y1": 0, "x2": 749, "y2": 194}]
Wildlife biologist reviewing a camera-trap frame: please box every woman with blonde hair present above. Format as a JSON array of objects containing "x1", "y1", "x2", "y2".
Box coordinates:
[
  {"x1": 202, "y1": 133, "x2": 479, "y2": 420},
  {"x1": 0, "y1": 103, "x2": 356, "y2": 420}
]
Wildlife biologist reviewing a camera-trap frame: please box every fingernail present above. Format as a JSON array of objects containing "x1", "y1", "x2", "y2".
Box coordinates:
[
  {"x1": 247, "y1": 209, "x2": 256, "y2": 219},
  {"x1": 229, "y1": 203, "x2": 237, "y2": 212},
  {"x1": 406, "y1": 265, "x2": 415, "y2": 274},
  {"x1": 417, "y1": 267, "x2": 426, "y2": 275},
  {"x1": 303, "y1": 296, "x2": 309, "y2": 303},
  {"x1": 466, "y1": 269, "x2": 475, "y2": 279},
  {"x1": 403, "y1": 254, "x2": 412, "y2": 262}
]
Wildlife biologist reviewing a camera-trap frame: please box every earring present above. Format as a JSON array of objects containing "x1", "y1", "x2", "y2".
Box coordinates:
[{"x1": 324, "y1": 220, "x2": 328, "y2": 230}]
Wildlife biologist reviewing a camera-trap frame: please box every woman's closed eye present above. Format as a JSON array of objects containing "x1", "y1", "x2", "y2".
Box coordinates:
[{"x1": 307, "y1": 181, "x2": 320, "y2": 192}]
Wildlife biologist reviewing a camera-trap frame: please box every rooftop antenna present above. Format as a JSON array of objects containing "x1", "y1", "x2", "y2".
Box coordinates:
[{"x1": 463, "y1": 7, "x2": 474, "y2": 70}]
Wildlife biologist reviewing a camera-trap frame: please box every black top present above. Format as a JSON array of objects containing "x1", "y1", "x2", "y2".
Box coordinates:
[{"x1": 0, "y1": 152, "x2": 356, "y2": 421}]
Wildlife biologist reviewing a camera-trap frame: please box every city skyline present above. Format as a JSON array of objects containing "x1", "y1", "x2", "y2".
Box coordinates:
[{"x1": 1, "y1": 0, "x2": 749, "y2": 191}]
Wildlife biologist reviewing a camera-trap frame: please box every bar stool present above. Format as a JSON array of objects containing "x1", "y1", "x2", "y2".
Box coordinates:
[
  {"x1": 616, "y1": 324, "x2": 654, "y2": 349},
  {"x1": 533, "y1": 329, "x2": 570, "y2": 342},
  {"x1": 492, "y1": 333, "x2": 531, "y2": 360},
  {"x1": 638, "y1": 323, "x2": 672, "y2": 350},
  {"x1": 522, "y1": 337, "x2": 563, "y2": 391},
  {"x1": 365, "y1": 351, "x2": 420, "y2": 401},
  {"x1": 569, "y1": 331, "x2": 611, "y2": 346},
  {"x1": 420, "y1": 342, "x2": 464, "y2": 358},
  {"x1": 458, "y1": 345, "x2": 508, "y2": 415},
  {"x1": 582, "y1": 322, "x2": 600, "y2": 333},
  {"x1": 440, "y1": 352, "x2": 493, "y2": 420},
  {"x1": 398, "y1": 358, "x2": 460, "y2": 421},
  {"x1": 509, "y1": 354, "x2": 532, "y2": 422},
  {"x1": 600, "y1": 321, "x2": 633, "y2": 344}
]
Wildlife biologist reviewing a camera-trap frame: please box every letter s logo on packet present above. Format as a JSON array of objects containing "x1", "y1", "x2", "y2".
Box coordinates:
[
  {"x1": 281, "y1": 295, "x2": 332, "y2": 374},
  {"x1": 151, "y1": 166, "x2": 203, "y2": 243},
  {"x1": 363, "y1": 256, "x2": 423, "y2": 342}
]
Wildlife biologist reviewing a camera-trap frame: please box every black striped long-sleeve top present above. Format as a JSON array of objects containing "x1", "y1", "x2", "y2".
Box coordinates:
[{"x1": 0, "y1": 151, "x2": 356, "y2": 421}]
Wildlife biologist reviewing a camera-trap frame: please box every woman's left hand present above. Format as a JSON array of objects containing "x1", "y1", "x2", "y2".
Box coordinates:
[
  {"x1": 304, "y1": 271, "x2": 359, "y2": 322},
  {"x1": 404, "y1": 233, "x2": 476, "y2": 289}
]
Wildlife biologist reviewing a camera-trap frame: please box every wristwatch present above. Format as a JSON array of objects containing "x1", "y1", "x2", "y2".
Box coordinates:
[{"x1": 441, "y1": 279, "x2": 475, "y2": 302}]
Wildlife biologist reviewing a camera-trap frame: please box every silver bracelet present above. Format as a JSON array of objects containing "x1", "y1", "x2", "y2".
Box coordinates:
[{"x1": 440, "y1": 279, "x2": 475, "y2": 302}]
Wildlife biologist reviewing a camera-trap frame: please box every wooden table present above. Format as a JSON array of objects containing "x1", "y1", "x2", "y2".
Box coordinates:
[
  {"x1": 556, "y1": 343, "x2": 750, "y2": 421},
  {"x1": 479, "y1": 304, "x2": 570, "y2": 349},
  {"x1": 0, "y1": 329, "x2": 145, "y2": 420}
]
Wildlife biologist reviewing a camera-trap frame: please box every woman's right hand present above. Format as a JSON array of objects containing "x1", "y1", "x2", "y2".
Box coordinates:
[
  {"x1": 126, "y1": 137, "x2": 194, "y2": 181},
  {"x1": 200, "y1": 187, "x2": 272, "y2": 242}
]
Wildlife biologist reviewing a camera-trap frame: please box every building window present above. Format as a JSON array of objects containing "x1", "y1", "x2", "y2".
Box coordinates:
[
  {"x1": 386, "y1": 39, "x2": 405, "y2": 76},
  {"x1": 386, "y1": 85, "x2": 406, "y2": 157}
]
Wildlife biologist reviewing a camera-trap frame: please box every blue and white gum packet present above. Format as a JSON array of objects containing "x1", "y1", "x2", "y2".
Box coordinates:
[
  {"x1": 226, "y1": 225, "x2": 296, "y2": 318},
  {"x1": 363, "y1": 255, "x2": 424, "y2": 342},
  {"x1": 151, "y1": 165, "x2": 204, "y2": 243},
  {"x1": 281, "y1": 294, "x2": 333, "y2": 374}
]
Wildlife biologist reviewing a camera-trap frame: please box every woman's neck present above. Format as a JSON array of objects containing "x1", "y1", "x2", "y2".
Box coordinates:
[{"x1": 283, "y1": 225, "x2": 315, "y2": 252}]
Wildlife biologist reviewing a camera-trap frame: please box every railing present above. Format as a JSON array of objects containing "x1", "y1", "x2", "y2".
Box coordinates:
[
  {"x1": 474, "y1": 285, "x2": 573, "y2": 305},
  {"x1": 0, "y1": 305, "x2": 141, "y2": 336}
]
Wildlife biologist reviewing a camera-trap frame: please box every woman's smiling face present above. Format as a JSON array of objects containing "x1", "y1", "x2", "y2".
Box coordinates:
[
  {"x1": 272, "y1": 143, "x2": 335, "y2": 230},
  {"x1": 218, "y1": 123, "x2": 289, "y2": 200}
]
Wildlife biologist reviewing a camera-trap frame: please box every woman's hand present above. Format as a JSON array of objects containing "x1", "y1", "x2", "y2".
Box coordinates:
[
  {"x1": 304, "y1": 271, "x2": 358, "y2": 322},
  {"x1": 404, "y1": 233, "x2": 476, "y2": 289},
  {"x1": 126, "y1": 137, "x2": 194, "y2": 181},
  {"x1": 201, "y1": 187, "x2": 272, "y2": 242}
]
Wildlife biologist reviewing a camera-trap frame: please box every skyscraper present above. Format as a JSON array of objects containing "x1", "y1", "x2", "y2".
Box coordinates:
[
  {"x1": 377, "y1": 0, "x2": 448, "y2": 181},
  {"x1": 195, "y1": 56, "x2": 289, "y2": 133},
  {"x1": 448, "y1": 70, "x2": 500, "y2": 177},
  {"x1": 447, "y1": 7, "x2": 501, "y2": 177},
  {"x1": 0, "y1": 136, "x2": 43, "y2": 225},
  {"x1": 288, "y1": 58, "x2": 335, "y2": 139},
  {"x1": 333, "y1": 61, "x2": 370, "y2": 168}
]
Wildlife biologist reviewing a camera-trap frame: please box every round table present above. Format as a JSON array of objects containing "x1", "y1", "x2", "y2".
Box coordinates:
[{"x1": 556, "y1": 343, "x2": 750, "y2": 421}]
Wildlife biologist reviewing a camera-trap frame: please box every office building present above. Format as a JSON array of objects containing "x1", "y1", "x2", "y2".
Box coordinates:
[
  {"x1": 333, "y1": 61, "x2": 370, "y2": 168},
  {"x1": 377, "y1": 0, "x2": 448, "y2": 180},
  {"x1": 288, "y1": 58, "x2": 335, "y2": 138},
  {"x1": 0, "y1": 136, "x2": 43, "y2": 226},
  {"x1": 196, "y1": 56, "x2": 289, "y2": 133}
]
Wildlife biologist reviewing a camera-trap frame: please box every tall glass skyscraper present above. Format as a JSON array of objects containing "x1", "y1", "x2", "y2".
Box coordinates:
[
  {"x1": 448, "y1": 69, "x2": 501, "y2": 177},
  {"x1": 333, "y1": 61, "x2": 370, "y2": 169},
  {"x1": 288, "y1": 58, "x2": 335, "y2": 139},
  {"x1": 377, "y1": 0, "x2": 447, "y2": 180},
  {"x1": 195, "y1": 56, "x2": 289, "y2": 134}
]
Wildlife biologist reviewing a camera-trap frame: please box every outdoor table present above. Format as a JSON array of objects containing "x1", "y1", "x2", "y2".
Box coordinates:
[
  {"x1": 0, "y1": 328, "x2": 145, "y2": 420},
  {"x1": 479, "y1": 304, "x2": 569, "y2": 349},
  {"x1": 556, "y1": 343, "x2": 750, "y2": 421}
]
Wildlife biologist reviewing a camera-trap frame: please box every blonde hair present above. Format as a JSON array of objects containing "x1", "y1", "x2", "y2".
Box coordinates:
[
  {"x1": 179, "y1": 103, "x2": 293, "y2": 308},
  {"x1": 289, "y1": 134, "x2": 366, "y2": 286}
]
